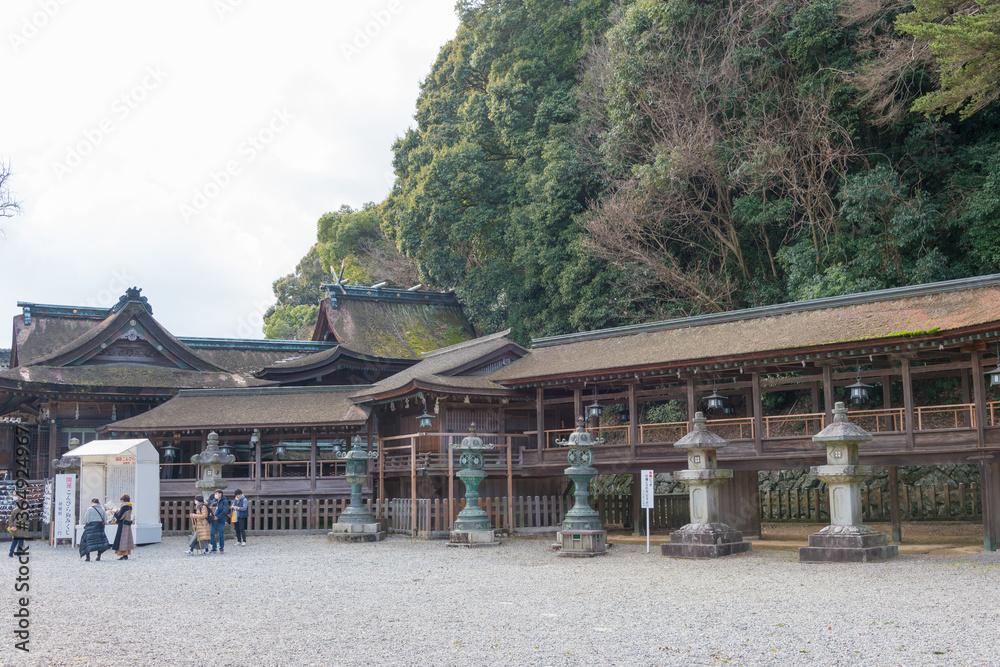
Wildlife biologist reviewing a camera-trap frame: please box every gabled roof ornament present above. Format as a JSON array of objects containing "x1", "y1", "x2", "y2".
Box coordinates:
[{"x1": 111, "y1": 287, "x2": 153, "y2": 315}]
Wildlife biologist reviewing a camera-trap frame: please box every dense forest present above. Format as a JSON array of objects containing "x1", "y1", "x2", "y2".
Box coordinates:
[{"x1": 264, "y1": 0, "x2": 1000, "y2": 343}]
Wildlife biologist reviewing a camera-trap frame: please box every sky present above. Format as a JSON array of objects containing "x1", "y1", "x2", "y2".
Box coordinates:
[{"x1": 0, "y1": 0, "x2": 460, "y2": 340}]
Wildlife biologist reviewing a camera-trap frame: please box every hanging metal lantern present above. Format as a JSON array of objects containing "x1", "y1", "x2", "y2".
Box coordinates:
[
  {"x1": 586, "y1": 386, "x2": 603, "y2": 421},
  {"x1": 703, "y1": 373, "x2": 727, "y2": 411},
  {"x1": 161, "y1": 442, "x2": 179, "y2": 461},
  {"x1": 220, "y1": 440, "x2": 233, "y2": 456},
  {"x1": 274, "y1": 443, "x2": 286, "y2": 459},
  {"x1": 986, "y1": 341, "x2": 1000, "y2": 387},
  {"x1": 417, "y1": 410, "x2": 435, "y2": 429},
  {"x1": 847, "y1": 360, "x2": 873, "y2": 405}
]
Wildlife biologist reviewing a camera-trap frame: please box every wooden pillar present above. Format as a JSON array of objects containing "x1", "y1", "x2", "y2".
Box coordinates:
[
  {"x1": 377, "y1": 434, "x2": 384, "y2": 515},
  {"x1": 44, "y1": 402, "x2": 59, "y2": 474},
  {"x1": 309, "y1": 433, "x2": 317, "y2": 493},
  {"x1": 632, "y1": 473, "x2": 643, "y2": 535},
  {"x1": 961, "y1": 369, "x2": 971, "y2": 404},
  {"x1": 810, "y1": 382, "x2": 821, "y2": 414},
  {"x1": 888, "y1": 465, "x2": 901, "y2": 543},
  {"x1": 254, "y1": 432, "x2": 262, "y2": 493},
  {"x1": 410, "y1": 436, "x2": 417, "y2": 537},
  {"x1": 535, "y1": 388, "x2": 544, "y2": 451},
  {"x1": 448, "y1": 438, "x2": 454, "y2": 530},
  {"x1": 882, "y1": 375, "x2": 892, "y2": 408},
  {"x1": 822, "y1": 365, "x2": 834, "y2": 422},
  {"x1": 686, "y1": 377, "x2": 696, "y2": 427},
  {"x1": 981, "y1": 460, "x2": 1000, "y2": 552},
  {"x1": 751, "y1": 372, "x2": 763, "y2": 454},
  {"x1": 901, "y1": 357, "x2": 915, "y2": 450},
  {"x1": 971, "y1": 350, "x2": 987, "y2": 445},
  {"x1": 628, "y1": 382, "x2": 638, "y2": 457},
  {"x1": 573, "y1": 389, "x2": 583, "y2": 422},
  {"x1": 506, "y1": 437, "x2": 513, "y2": 533}
]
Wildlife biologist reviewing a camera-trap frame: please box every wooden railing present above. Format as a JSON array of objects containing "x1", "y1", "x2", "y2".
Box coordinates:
[
  {"x1": 761, "y1": 482, "x2": 982, "y2": 522},
  {"x1": 849, "y1": 408, "x2": 904, "y2": 433},
  {"x1": 916, "y1": 403, "x2": 975, "y2": 430},
  {"x1": 763, "y1": 413, "x2": 825, "y2": 438}
]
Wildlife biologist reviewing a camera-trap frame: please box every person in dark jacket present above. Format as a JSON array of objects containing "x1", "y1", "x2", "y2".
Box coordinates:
[
  {"x1": 231, "y1": 489, "x2": 249, "y2": 546},
  {"x1": 111, "y1": 494, "x2": 135, "y2": 560},
  {"x1": 208, "y1": 490, "x2": 229, "y2": 553},
  {"x1": 7, "y1": 491, "x2": 28, "y2": 558},
  {"x1": 79, "y1": 498, "x2": 110, "y2": 562}
]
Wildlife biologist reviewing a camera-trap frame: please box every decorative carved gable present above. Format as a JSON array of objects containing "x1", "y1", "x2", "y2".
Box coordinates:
[{"x1": 87, "y1": 338, "x2": 174, "y2": 367}]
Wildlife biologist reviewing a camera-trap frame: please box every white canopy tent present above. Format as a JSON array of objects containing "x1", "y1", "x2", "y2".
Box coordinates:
[{"x1": 66, "y1": 439, "x2": 162, "y2": 545}]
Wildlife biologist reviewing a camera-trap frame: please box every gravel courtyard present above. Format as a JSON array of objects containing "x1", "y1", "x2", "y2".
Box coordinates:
[{"x1": 4, "y1": 534, "x2": 998, "y2": 666}]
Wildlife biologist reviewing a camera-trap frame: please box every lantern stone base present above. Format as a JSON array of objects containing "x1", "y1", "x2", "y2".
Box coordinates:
[
  {"x1": 327, "y1": 522, "x2": 386, "y2": 543},
  {"x1": 448, "y1": 529, "x2": 499, "y2": 548},
  {"x1": 799, "y1": 525, "x2": 897, "y2": 563},
  {"x1": 555, "y1": 529, "x2": 608, "y2": 558},
  {"x1": 661, "y1": 523, "x2": 752, "y2": 559}
]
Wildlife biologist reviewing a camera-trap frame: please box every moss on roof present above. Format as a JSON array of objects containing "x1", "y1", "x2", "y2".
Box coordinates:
[{"x1": 329, "y1": 295, "x2": 476, "y2": 359}]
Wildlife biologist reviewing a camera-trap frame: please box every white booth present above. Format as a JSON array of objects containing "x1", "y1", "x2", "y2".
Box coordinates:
[{"x1": 66, "y1": 439, "x2": 162, "y2": 545}]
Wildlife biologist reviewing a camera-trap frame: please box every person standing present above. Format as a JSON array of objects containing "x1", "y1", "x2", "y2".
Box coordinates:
[
  {"x1": 209, "y1": 490, "x2": 229, "y2": 554},
  {"x1": 7, "y1": 491, "x2": 28, "y2": 558},
  {"x1": 231, "y1": 489, "x2": 249, "y2": 546},
  {"x1": 79, "y1": 498, "x2": 110, "y2": 562},
  {"x1": 186, "y1": 496, "x2": 211, "y2": 555},
  {"x1": 111, "y1": 494, "x2": 135, "y2": 560}
]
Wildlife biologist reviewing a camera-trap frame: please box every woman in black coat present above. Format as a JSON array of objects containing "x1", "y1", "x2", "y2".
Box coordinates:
[
  {"x1": 79, "y1": 498, "x2": 110, "y2": 562},
  {"x1": 111, "y1": 494, "x2": 135, "y2": 560}
]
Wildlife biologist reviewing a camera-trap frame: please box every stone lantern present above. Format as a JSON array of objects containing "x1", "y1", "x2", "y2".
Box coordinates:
[
  {"x1": 555, "y1": 416, "x2": 607, "y2": 557},
  {"x1": 328, "y1": 435, "x2": 385, "y2": 542},
  {"x1": 191, "y1": 431, "x2": 234, "y2": 502},
  {"x1": 449, "y1": 423, "x2": 498, "y2": 548},
  {"x1": 53, "y1": 436, "x2": 82, "y2": 474},
  {"x1": 799, "y1": 402, "x2": 898, "y2": 562},
  {"x1": 661, "y1": 412, "x2": 751, "y2": 558}
]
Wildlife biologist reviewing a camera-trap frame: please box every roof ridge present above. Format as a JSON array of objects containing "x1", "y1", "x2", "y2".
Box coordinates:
[
  {"x1": 176, "y1": 385, "x2": 372, "y2": 397},
  {"x1": 421, "y1": 328, "x2": 512, "y2": 358},
  {"x1": 531, "y1": 274, "x2": 1000, "y2": 349}
]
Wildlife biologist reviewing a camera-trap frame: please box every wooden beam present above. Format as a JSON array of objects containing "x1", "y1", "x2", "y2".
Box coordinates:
[
  {"x1": 448, "y1": 439, "x2": 454, "y2": 530},
  {"x1": 901, "y1": 357, "x2": 915, "y2": 450},
  {"x1": 309, "y1": 433, "x2": 317, "y2": 493},
  {"x1": 411, "y1": 437, "x2": 417, "y2": 537},
  {"x1": 822, "y1": 365, "x2": 834, "y2": 422},
  {"x1": 961, "y1": 369, "x2": 970, "y2": 404},
  {"x1": 628, "y1": 382, "x2": 638, "y2": 457},
  {"x1": 535, "y1": 388, "x2": 544, "y2": 452},
  {"x1": 573, "y1": 389, "x2": 583, "y2": 422},
  {"x1": 751, "y1": 372, "x2": 763, "y2": 454},
  {"x1": 506, "y1": 437, "x2": 513, "y2": 533},
  {"x1": 982, "y1": 460, "x2": 1000, "y2": 552},
  {"x1": 810, "y1": 382, "x2": 820, "y2": 414},
  {"x1": 882, "y1": 375, "x2": 892, "y2": 409},
  {"x1": 972, "y1": 350, "x2": 987, "y2": 448},
  {"x1": 686, "y1": 377, "x2": 696, "y2": 426},
  {"x1": 888, "y1": 465, "x2": 901, "y2": 543}
]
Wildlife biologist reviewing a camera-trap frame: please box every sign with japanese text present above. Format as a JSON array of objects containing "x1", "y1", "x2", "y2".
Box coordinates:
[
  {"x1": 54, "y1": 474, "x2": 76, "y2": 540},
  {"x1": 640, "y1": 469, "x2": 654, "y2": 509},
  {"x1": 42, "y1": 479, "x2": 52, "y2": 525}
]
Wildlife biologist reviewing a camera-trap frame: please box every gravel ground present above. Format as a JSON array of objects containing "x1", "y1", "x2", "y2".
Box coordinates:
[{"x1": 3, "y1": 534, "x2": 998, "y2": 666}]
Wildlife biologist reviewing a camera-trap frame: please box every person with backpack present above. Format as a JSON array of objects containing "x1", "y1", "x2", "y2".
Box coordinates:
[
  {"x1": 208, "y1": 490, "x2": 229, "y2": 554},
  {"x1": 79, "y1": 498, "x2": 110, "y2": 562}
]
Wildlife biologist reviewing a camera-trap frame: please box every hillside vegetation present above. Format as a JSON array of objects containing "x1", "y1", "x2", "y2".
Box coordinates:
[{"x1": 266, "y1": 0, "x2": 1000, "y2": 343}]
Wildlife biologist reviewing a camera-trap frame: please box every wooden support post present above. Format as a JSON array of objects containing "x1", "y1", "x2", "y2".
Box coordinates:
[
  {"x1": 889, "y1": 465, "x2": 901, "y2": 543},
  {"x1": 686, "y1": 377, "x2": 696, "y2": 427},
  {"x1": 751, "y1": 372, "x2": 763, "y2": 454},
  {"x1": 981, "y1": 460, "x2": 1000, "y2": 552},
  {"x1": 882, "y1": 375, "x2": 892, "y2": 408},
  {"x1": 254, "y1": 432, "x2": 262, "y2": 493},
  {"x1": 961, "y1": 369, "x2": 971, "y2": 404},
  {"x1": 378, "y1": 436, "x2": 384, "y2": 516},
  {"x1": 506, "y1": 437, "x2": 513, "y2": 533},
  {"x1": 573, "y1": 389, "x2": 583, "y2": 422},
  {"x1": 901, "y1": 357, "x2": 915, "y2": 450},
  {"x1": 972, "y1": 350, "x2": 987, "y2": 445},
  {"x1": 410, "y1": 437, "x2": 417, "y2": 537},
  {"x1": 309, "y1": 433, "x2": 317, "y2": 493},
  {"x1": 822, "y1": 365, "x2": 834, "y2": 423},
  {"x1": 448, "y1": 439, "x2": 454, "y2": 530},
  {"x1": 45, "y1": 403, "x2": 59, "y2": 475},
  {"x1": 631, "y1": 472, "x2": 642, "y2": 535},
  {"x1": 718, "y1": 470, "x2": 761, "y2": 539},
  {"x1": 810, "y1": 383, "x2": 821, "y2": 414},
  {"x1": 628, "y1": 382, "x2": 638, "y2": 458},
  {"x1": 536, "y1": 388, "x2": 545, "y2": 452}
]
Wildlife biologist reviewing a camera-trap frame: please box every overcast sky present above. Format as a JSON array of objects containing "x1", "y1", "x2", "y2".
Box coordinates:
[{"x1": 0, "y1": 0, "x2": 459, "y2": 341}]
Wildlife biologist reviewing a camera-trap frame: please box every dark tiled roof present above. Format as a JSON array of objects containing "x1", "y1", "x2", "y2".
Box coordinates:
[
  {"x1": 314, "y1": 287, "x2": 477, "y2": 359},
  {"x1": 12, "y1": 312, "x2": 104, "y2": 366},
  {"x1": 105, "y1": 386, "x2": 371, "y2": 431},
  {"x1": 0, "y1": 364, "x2": 271, "y2": 390},
  {"x1": 493, "y1": 277, "x2": 1000, "y2": 384},
  {"x1": 189, "y1": 347, "x2": 327, "y2": 375},
  {"x1": 352, "y1": 330, "x2": 524, "y2": 401}
]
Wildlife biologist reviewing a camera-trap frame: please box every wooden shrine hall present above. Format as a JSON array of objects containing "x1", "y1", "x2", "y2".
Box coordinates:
[{"x1": 2, "y1": 275, "x2": 1000, "y2": 549}]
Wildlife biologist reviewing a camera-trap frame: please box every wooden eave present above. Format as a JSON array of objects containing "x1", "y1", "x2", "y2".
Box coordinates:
[
  {"x1": 30, "y1": 302, "x2": 222, "y2": 372},
  {"x1": 495, "y1": 323, "x2": 1000, "y2": 389},
  {"x1": 352, "y1": 379, "x2": 522, "y2": 405}
]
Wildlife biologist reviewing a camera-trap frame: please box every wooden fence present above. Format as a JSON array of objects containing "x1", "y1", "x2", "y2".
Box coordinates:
[{"x1": 760, "y1": 483, "x2": 982, "y2": 522}]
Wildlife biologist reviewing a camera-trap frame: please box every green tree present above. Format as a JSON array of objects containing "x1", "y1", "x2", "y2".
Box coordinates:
[
  {"x1": 896, "y1": 0, "x2": 1000, "y2": 119},
  {"x1": 263, "y1": 304, "x2": 319, "y2": 340}
]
